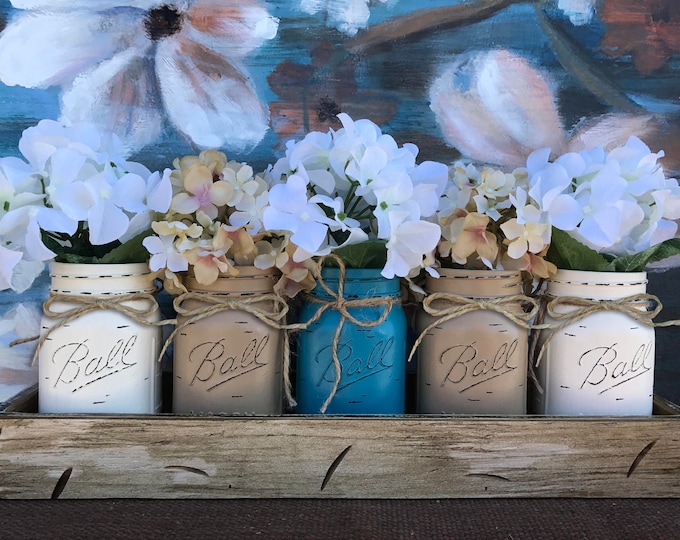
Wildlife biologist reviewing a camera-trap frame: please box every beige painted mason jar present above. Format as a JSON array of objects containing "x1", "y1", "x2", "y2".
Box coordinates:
[
  {"x1": 172, "y1": 267, "x2": 284, "y2": 415},
  {"x1": 38, "y1": 262, "x2": 162, "y2": 414},
  {"x1": 416, "y1": 269, "x2": 528, "y2": 414},
  {"x1": 534, "y1": 269, "x2": 654, "y2": 416}
]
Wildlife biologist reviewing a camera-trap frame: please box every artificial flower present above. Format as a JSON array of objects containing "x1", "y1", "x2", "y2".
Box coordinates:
[
  {"x1": 525, "y1": 136, "x2": 680, "y2": 271},
  {"x1": 0, "y1": 119, "x2": 172, "y2": 292},
  {"x1": 263, "y1": 112, "x2": 448, "y2": 284},
  {"x1": 432, "y1": 161, "x2": 553, "y2": 280},
  {"x1": 144, "y1": 149, "x2": 291, "y2": 292}
]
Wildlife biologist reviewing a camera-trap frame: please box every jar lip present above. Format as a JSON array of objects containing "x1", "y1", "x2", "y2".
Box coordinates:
[
  {"x1": 434, "y1": 268, "x2": 522, "y2": 280},
  {"x1": 50, "y1": 261, "x2": 153, "y2": 279},
  {"x1": 319, "y1": 266, "x2": 391, "y2": 279},
  {"x1": 185, "y1": 266, "x2": 281, "y2": 293},
  {"x1": 550, "y1": 268, "x2": 648, "y2": 287}
]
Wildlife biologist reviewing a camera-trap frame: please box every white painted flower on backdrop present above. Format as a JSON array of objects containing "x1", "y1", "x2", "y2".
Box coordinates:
[
  {"x1": 557, "y1": 0, "x2": 596, "y2": 26},
  {"x1": 0, "y1": 1, "x2": 279, "y2": 155},
  {"x1": 429, "y1": 48, "x2": 660, "y2": 170},
  {"x1": 299, "y1": 0, "x2": 391, "y2": 36}
]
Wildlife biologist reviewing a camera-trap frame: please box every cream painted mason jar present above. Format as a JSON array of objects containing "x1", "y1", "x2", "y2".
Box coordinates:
[
  {"x1": 416, "y1": 269, "x2": 529, "y2": 414},
  {"x1": 534, "y1": 270, "x2": 655, "y2": 416},
  {"x1": 38, "y1": 262, "x2": 162, "y2": 414},
  {"x1": 172, "y1": 267, "x2": 284, "y2": 415}
]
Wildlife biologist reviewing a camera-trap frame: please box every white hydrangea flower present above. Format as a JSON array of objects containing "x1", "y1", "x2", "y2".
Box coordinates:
[
  {"x1": 0, "y1": 119, "x2": 172, "y2": 292},
  {"x1": 526, "y1": 136, "x2": 680, "y2": 257},
  {"x1": 264, "y1": 112, "x2": 446, "y2": 278}
]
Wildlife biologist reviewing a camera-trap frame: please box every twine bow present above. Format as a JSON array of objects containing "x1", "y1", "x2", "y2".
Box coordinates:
[
  {"x1": 533, "y1": 293, "x2": 676, "y2": 367},
  {"x1": 29, "y1": 291, "x2": 172, "y2": 365},
  {"x1": 407, "y1": 291, "x2": 541, "y2": 362},
  {"x1": 290, "y1": 254, "x2": 396, "y2": 414}
]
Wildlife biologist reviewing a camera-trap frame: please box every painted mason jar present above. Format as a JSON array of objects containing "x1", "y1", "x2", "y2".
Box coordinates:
[
  {"x1": 416, "y1": 269, "x2": 528, "y2": 414},
  {"x1": 172, "y1": 267, "x2": 284, "y2": 415},
  {"x1": 296, "y1": 267, "x2": 406, "y2": 414},
  {"x1": 534, "y1": 270, "x2": 655, "y2": 416},
  {"x1": 38, "y1": 262, "x2": 162, "y2": 414}
]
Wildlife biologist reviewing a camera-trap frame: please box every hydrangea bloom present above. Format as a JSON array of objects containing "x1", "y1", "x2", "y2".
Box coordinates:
[
  {"x1": 144, "y1": 149, "x2": 301, "y2": 294},
  {"x1": 433, "y1": 161, "x2": 554, "y2": 279},
  {"x1": 0, "y1": 1, "x2": 278, "y2": 154},
  {"x1": 526, "y1": 136, "x2": 680, "y2": 258},
  {"x1": 263, "y1": 113, "x2": 447, "y2": 282},
  {"x1": 0, "y1": 119, "x2": 172, "y2": 292}
]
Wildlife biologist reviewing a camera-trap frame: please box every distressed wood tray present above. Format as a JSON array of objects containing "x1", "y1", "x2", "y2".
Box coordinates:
[{"x1": 1, "y1": 385, "x2": 679, "y2": 500}]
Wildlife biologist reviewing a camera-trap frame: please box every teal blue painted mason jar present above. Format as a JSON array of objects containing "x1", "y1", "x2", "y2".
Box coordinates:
[{"x1": 296, "y1": 267, "x2": 407, "y2": 414}]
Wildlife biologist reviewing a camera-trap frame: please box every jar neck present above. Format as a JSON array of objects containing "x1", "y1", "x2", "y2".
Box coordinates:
[
  {"x1": 310, "y1": 267, "x2": 401, "y2": 300},
  {"x1": 185, "y1": 267, "x2": 279, "y2": 296},
  {"x1": 49, "y1": 262, "x2": 156, "y2": 295},
  {"x1": 547, "y1": 269, "x2": 647, "y2": 300},
  {"x1": 426, "y1": 268, "x2": 522, "y2": 298}
]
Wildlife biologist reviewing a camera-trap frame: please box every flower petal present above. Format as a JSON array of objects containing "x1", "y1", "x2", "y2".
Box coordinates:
[
  {"x1": 0, "y1": 10, "x2": 143, "y2": 88},
  {"x1": 60, "y1": 46, "x2": 162, "y2": 156},
  {"x1": 0, "y1": 245, "x2": 22, "y2": 291},
  {"x1": 146, "y1": 169, "x2": 173, "y2": 213},
  {"x1": 185, "y1": 0, "x2": 278, "y2": 55},
  {"x1": 156, "y1": 37, "x2": 269, "y2": 152},
  {"x1": 112, "y1": 173, "x2": 148, "y2": 213},
  {"x1": 87, "y1": 200, "x2": 129, "y2": 245}
]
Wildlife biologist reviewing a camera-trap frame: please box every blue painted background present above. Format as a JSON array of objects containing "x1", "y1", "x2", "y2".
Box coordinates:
[{"x1": 1, "y1": 1, "x2": 678, "y2": 173}]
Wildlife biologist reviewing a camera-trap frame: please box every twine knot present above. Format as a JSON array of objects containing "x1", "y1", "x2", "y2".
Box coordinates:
[
  {"x1": 30, "y1": 290, "x2": 170, "y2": 365},
  {"x1": 534, "y1": 293, "x2": 663, "y2": 367},
  {"x1": 408, "y1": 292, "x2": 540, "y2": 363},
  {"x1": 296, "y1": 254, "x2": 397, "y2": 413},
  {"x1": 545, "y1": 293, "x2": 661, "y2": 324}
]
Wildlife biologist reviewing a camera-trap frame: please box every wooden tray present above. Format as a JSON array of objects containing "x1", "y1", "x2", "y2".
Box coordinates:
[{"x1": 1, "y1": 385, "x2": 679, "y2": 499}]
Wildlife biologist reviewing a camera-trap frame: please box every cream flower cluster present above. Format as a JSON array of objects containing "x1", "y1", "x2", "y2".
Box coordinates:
[
  {"x1": 263, "y1": 113, "x2": 448, "y2": 280},
  {"x1": 434, "y1": 161, "x2": 555, "y2": 279},
  {"x1": 144, "y1": 150, "x2": 312, "y2": 295},
  {"x1": 0, "y1": 119, "x2": 171, "y2": 292}
]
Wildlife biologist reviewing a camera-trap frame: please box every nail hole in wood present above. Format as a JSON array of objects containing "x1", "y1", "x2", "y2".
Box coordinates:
[
  {"x1": 164, "y1": 465, "x2": 209, "y2": 477},
  {"x1": 51, "y1": 467, "x2": 73, "y2": 499},
  {"x1": 627, "y1": 440, "x2": 658, "y2": 478},
  {"x1": 321, "y1": 445, "x2": 352, "y2": 491}
]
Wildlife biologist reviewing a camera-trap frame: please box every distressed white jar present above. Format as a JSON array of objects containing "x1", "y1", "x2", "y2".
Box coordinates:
[
  {"x1": 534, "y1": 270, "x2": 655, "y2": 416},
  {"x1": 38, "y1": 263, "x2": 162, "y2": 414}
]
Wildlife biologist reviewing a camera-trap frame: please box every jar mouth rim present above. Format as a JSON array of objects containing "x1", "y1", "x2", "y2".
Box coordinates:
[
  {"x1": 551, "y1": 268, "x2": 647, "y2": 285},
  {"x1": 50, "y1": 261, "x2": 152, "y2": 278},
  {"x1": 433, "y1": 268, "x2": 521, "y2": 280}
]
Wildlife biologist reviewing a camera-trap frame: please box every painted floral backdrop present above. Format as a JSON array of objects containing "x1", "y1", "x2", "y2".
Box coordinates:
[
  {"x1": 1, "y1": 0, "x2": 680, "y2": 402},
  {"x1": 0, "y1": 0, "x2": 678, "y2": 176}
]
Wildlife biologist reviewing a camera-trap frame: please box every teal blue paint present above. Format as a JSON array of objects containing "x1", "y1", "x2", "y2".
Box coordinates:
[{"x1": 295, "y1": 267, "x2": 406, "y2": 415}]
